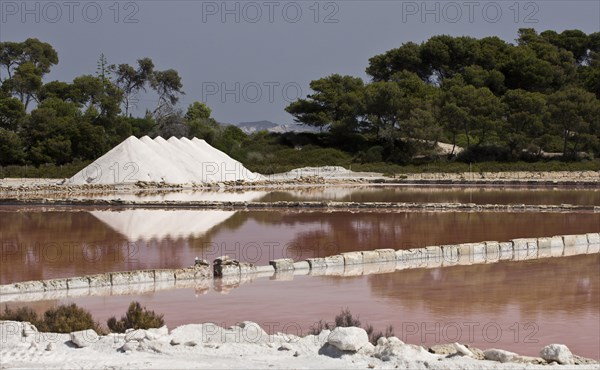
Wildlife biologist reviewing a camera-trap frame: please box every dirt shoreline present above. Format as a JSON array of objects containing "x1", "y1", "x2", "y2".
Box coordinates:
[{"x1": 0, "y1": 170, "x2": 599, "y2": 196}]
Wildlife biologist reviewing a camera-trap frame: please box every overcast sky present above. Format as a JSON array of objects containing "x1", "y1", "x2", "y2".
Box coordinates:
[{"x1": 1, "y1": 0, "x2": 599, "y2": 124}]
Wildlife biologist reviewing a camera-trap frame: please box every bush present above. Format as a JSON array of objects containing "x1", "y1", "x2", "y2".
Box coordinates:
[
  {"x1": 38, "y1": 304, "x2": 104, "y2": 334},
  {"x1": 1, "y1": 304, "x2": 104, "y2": 334},
  {"x1": 0, "y1": 306, "x2": 39, "y2": 324},
  {"x1": 457, "y1": 145, "x2": 511, "y2": 162},
  {"x1": 334, "y1": 307, "x2": 362, "y2": 327},
  {"x1": 356, "y1": 146, "x2": 384, "y2": 163},
  {"x1": 107, "y1": 301, "x2": 164, "y2": 333},
  {"x1": 364, "y1": 324, "x2": 395, "y2": 345}
]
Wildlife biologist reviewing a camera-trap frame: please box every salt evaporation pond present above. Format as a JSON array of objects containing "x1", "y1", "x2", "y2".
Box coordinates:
[
  {"x1": 31, "y1": 186, "x2": 600, "y2": 206},
  {"x1": 1, "y1": 208, "x2": 599, "y2": 283},
  {"x1": 3, "y1": 254, "x2": 598, "y2": 359}
]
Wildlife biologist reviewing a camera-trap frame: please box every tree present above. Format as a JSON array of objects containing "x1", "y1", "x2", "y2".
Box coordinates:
[
  {"x1": 462, "y1": 65, "x2": 505, "y2": 95},
  {"x1": 151, "y1": 69, "x2": 184, "y2": 119},
  {"x1": 72, "y1": 75, "x2": 122, "y2": 120},
  {"x1": 547, "y1": 87, "x2": 600, "y2": 157},
  {"x1": 0, "y1": 38, "x2": 58, "y2": 109},
  {"x1": 439, "y1": 77, "x2": 505, "y2": 148},
  {"x1": 508, "y1": 28, "x2": 577, "y2": 92},
  {"x1": 0, "y1": 96, "x2": 25, "y2": 130},
  {"x1": 366, "y1": 42, "x2": 429, "y2": 82},
  {"x1": 111, "y1": 58, "x2": 155, "y2": 116},
  {"x1": 420, "y1": 35, "x2": 480, "y2": 81},
  {"x1": 285, "y1": 74, "x2": 365, "y2": 133},
  {"x1": 364, "y1": 81, "x2": 404, "y2": 138},
  {"x1": 541, "y1": 29, "x2": 591, "y2": 65},
  {"x1": 0, "y1": 128, "x2": 25, "y2": 165},
  {"x1": 501, "y1": 89, "x2": 547, "y2": 156},
  {"x1": 185, "y1": 101, "x2": 212, "y2": 121},
  {"x1": 22, "y1": 98, "x2": 79, "y2": 164}
]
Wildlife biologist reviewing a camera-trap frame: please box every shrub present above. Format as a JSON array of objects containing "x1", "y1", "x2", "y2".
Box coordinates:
[
  {"x1": 107, "y1": 301, "x2": 164, "y2": 333},
  {"x1": 0, "y1": 306, "x2": 39, "y2": 324},
  {"x1": 38, "y1": 304, "x2": 104, "y2": 334},
  {"x1": 1, "y1": 304, "x2": 104, "y2": 334},
  {"x1": 334, "y1": 307, "x2": 361, "y2": 328},
  {"x1": 364, "y1": 324, "x2": 395, "y2": 345},
  {"x1": 356, "y1": 146, "x2": 384, "y2": 163}
]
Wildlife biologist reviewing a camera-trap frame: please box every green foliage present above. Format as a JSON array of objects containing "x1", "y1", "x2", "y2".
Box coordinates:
[
  {"x1": 38, "y1": 304, "x2": 103, "y2": 334},
  {"x1": 1, "y1": 304, "x2": 104, "y2": 334},
  {"x1": 1, "y1": 306, "x2": 39, "y2": 323},
  {"x1": 2, "y1": 30, "x2": 600, "y2": 174},
  {"x1": 185, "y1": 101, "x2": 212, "y2": 121},
  {"x1": 0, "y1": 160, "x2": 89, "y2": 178},
  {"x1": 0, "y1": 128, "x2": 25, "y2": 165},
  {"x1": 107, "y1": 301, "x2": 165, "y2": 333},
  {"x1": 356, "y1": 145, "x2": 384, "y2": 163},
  {"x1": 285, "y1": 74, "x2": 365, "y2": 131}
]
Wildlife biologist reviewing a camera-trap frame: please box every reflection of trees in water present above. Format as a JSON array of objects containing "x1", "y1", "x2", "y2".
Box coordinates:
[
  {"x1": 0, "y1": 211, "x2": 134, "y2": 283},
  {"x1": 0, "y1": 211, "x2": 205, "y2": 283},
  {"x1": 281, "y1": 211, "x2": 600, "y2": 257},
  {"x1": 366, "y1": 254, "x2": 600, "y2": 316}
]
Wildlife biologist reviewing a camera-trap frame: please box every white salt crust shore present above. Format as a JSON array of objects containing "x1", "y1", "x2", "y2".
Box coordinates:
[{"x1": 0, "y1": 321, "x2": 597, "y2": 369}]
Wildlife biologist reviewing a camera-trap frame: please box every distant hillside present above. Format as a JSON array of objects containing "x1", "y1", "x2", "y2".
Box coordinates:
[{"x1": 234, "y1": 120, "x2": 320, "y2": 134}]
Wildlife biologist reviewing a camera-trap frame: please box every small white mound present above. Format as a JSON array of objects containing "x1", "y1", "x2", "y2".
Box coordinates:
[{"x1": 68, "y1": 136, "x2": 263, "y2": 185}]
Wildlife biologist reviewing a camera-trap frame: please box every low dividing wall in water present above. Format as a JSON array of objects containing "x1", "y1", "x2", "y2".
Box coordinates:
[
  {"x1": 1, "y1": 233, "x2": 598, "y2": 302},
  {"x1": 2, "y1": 198, "x2": 600, "y2": 212}
]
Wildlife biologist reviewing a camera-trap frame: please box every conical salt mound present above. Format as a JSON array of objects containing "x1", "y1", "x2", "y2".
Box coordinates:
[{"x1": 68, "y1": 136, "x2": 263, "y2": 185}]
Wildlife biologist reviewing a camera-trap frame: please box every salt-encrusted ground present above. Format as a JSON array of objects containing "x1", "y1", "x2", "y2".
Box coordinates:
[{"x1": 1, "y1": 321, "x2": 597, "y2": 370}]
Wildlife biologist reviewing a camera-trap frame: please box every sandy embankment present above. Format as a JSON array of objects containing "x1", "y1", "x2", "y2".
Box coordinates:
[
  {"x1": 1, "y1": 321, "x2": 597, "y2": 369},
  {"x1": 1, "y1": 169, "x2": 598, "y2": 195}
]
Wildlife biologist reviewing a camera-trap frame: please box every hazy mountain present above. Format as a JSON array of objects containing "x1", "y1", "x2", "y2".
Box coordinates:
[{"x1": 234, "y1": 120, "x2": 320, "y2": 134}]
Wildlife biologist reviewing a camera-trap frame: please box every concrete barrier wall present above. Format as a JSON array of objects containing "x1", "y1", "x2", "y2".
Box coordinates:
[{"x1": 1, "y1": 232, "x2": 598, "y2": 301}]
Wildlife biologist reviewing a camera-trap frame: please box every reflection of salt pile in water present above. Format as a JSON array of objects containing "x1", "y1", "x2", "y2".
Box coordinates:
[
  {"x1": 74, "y1": 190, "x2": 269, "y2": 202},
  {"x1": 90, "y1": 209, "x2": 235, "y2": 241},
  {"x1": 69, "y1": 136, "x2": 263, "y2": 185}
]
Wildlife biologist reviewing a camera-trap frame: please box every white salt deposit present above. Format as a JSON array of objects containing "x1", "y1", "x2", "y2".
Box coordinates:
[
  {"x1": 1, "y1": 321, "x2": 595, "y2": 370},
  {"x1": 68, "y1": 136, "x2": 263, "y2": 185}
]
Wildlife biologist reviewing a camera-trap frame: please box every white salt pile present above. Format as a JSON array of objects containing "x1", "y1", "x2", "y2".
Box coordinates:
[{"x1": 68, "y1": 136, "x2": 263, "y2": 185}]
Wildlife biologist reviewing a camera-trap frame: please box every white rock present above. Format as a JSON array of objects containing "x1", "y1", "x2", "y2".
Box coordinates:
[
  {"x1": 327, "y1": 327, "x2": 369, "y2": 352},
  {"x1": 145, "y1": 326, "x2": 169, "y2": 340},
  {"x1": 170, "y1": 323, "x2": 225, "y2": 345},
  {"x1": 357, "y1": 342, "x2": 375, "y2": 356},
  {"x1": 540, "y1": 344, "x2": 573, "y2": 364},
  {"x1": 124, "y1": 329, "x2": 147, "y2": 342},
  {"x1": 121, "y1": 342, "x2": 138, "y2": 352},
  {"x1": 374, "y1": 337, "x2": 415, "y2": 361},
  {"x1": 278, "y1": 343, "x2": 293, "y2": 351},
  {"x1": 234, "y1": 321, "x2": 269, "y2": 343},
  {"x1": 453, "y1": 342, "x2": 474, "y2": 357},
  {"x1": 484, "y1": 348, "x2": 519, "y2": 363},
  {"x1": 22, "y1": 322, "x2": 38, "y2": 337},
  {"x1": 70, "y1": 329, "x2": 99, "y2": 348},
  {"x1": 376, "y1": 337, "x2": 388, "y2": 346}
]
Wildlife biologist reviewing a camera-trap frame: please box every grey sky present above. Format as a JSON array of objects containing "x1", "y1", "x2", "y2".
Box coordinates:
[{"x1": 1, "y1": 0, "x2": 599, "y2": 125}]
